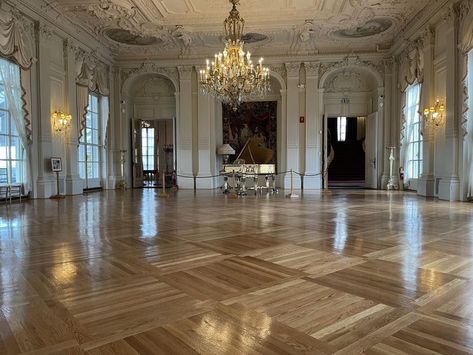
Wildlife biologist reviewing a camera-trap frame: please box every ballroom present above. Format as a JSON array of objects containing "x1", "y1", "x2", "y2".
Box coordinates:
[{"x1": 1, "y1": 0, "x2": 473, "y2": 353}]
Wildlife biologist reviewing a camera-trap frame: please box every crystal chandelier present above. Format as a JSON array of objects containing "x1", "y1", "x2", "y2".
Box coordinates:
[{"x1": 199, "y1": 0, "x2": 270, "y2": 111}]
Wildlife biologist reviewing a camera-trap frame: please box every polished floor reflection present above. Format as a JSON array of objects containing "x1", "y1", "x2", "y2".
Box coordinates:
[{"x1": 1, "y1": 189, "x2": 473, "y2": 354}]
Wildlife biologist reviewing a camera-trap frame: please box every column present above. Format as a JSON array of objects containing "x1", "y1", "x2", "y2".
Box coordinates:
[
  {"x1": 177, "y1": 66, "x2": 194, "y2": 188},
  {"x1": 64, "y1": 40, "x2": 83, "y2": 195},
  {"x1": 285, "y1": 63, "x2": 301, "y2": 188},
  {"x1": 381, "y1": 58, "x2": 393, "y2": 188},
  {"x1": 196, "y1": 67, "x2": 218, "y2": 188},
  {"x1": 418, "y1": 28, "x2": 436, "y2": 197},
  {"x1": 35, "y1": 24, "x2": 55, "y2": 198},
  {"x1": 304, "y1": 62, "x2": 322, "y2": 189},
  {"x1": 439, "y1": 8, "x2": 461, "y2": 201}
]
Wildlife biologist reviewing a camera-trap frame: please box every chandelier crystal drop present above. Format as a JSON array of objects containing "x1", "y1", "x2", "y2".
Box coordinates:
[{"x1": 199, "y1": 0, "x2": 271, "y2": 111}]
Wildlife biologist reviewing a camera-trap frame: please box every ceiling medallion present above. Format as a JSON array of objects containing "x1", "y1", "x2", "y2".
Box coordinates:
[
  {"x1": 199, "y1": 0, "x2": 270, "y2": 111},
  {"x1": 334, "y1": 18, "x2": 393, "y2": 39}
]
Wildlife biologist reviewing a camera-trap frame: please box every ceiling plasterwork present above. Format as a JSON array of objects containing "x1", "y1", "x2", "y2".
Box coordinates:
[{"x1": 47, "y1": 0, "x2": 430, "y2": 60}]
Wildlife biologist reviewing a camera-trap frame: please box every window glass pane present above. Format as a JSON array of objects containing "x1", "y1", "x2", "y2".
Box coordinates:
[
  {"x1": 92, "y1": 146, "x2": 99, "y2": 163},
  {"x1": 0, "y1": 86, "x2": 6, "y2": 110},
  {"x1": 92, "y1": 130, "x2": 99, "y2": 145},
  {"x1": 0, "y1": 110, "x2": 8, "y2": 134},
  {"x1": 0, "y1": 160, "x2": 7, "y2": 183},
  {"x1": 79, "y1": 145, "x2": 85, "y2": 162},
  {"x1": 10, "y1": 136, "x2": 20, "y2": 160},
  {"x1": 79, "y1": 162, "x2": 86, "y2": 179},
  {"x1": 90, "y1": 162, "x2": 99, "y2": 178},
  {"x1": 0, "y1": 135, "x2": 8, "y2": 160},
  {"x1": 10, "y1": 160, "x2": 20, "y2": 183}
]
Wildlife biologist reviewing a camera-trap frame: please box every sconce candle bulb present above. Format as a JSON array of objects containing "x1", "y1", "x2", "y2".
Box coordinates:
[
  {"x1": 51, "y1": 110, "x2": 72, "y2": 133},
  {"x1": 423, "y1": 99, "x2": 445, "y2": 127}
]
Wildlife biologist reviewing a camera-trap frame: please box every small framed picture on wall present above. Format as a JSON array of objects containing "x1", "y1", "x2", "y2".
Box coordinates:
[{"x1": 51, "y1": 157, "x2": 62, "y2": 172}]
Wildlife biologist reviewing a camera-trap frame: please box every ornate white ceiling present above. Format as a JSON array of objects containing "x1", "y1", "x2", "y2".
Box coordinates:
[{"x1": 48, "y1": 0, "x2": 430, "y2": 60}]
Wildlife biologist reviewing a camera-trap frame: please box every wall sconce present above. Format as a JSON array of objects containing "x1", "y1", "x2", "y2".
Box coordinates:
[
  {"x1": 423, "y1": 99, "x2": 445, "y2": 127},
  {"x1": 51, "y1": 111, "x2": 72, "y2": 133}
]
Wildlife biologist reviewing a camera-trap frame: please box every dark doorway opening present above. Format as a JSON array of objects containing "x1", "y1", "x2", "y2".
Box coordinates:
[{"x1": 327, "y1": 117, "x2": 365, "y2": 188}]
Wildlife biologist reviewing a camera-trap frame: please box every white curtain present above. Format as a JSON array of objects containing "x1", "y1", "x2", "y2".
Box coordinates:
[
  {"x1": 77, "y1": 85, "x2": 89, "y2": 143},
  {"x1": 401, "y1": 84, "x2": 421, "y2": 182},
  {"x1": 0, "y1": 59, "x2": 30, "y2": 191},
  {"x1": 466, "y1": 53, "x2": 473, "y2": 199},
  {"x1": 101, "y1": 96, "x2": 110, "y2": 147}
]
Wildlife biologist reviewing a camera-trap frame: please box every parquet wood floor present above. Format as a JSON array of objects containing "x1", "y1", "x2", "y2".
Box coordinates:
[{"x1": 1, "y1": 189, "x2": 473, "y2": 354}]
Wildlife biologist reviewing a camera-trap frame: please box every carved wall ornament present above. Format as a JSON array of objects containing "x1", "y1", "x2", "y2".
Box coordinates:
[
  {"x1": 121, "y1": 63, "x2": 179, "y2": 92},
  {"x1": 324, "y1": 69, "x2": 371, "y2": 93},
  {"x1": 289, "y1": 20, "x2": 318, "y2": 55},
  {"x1": 320, "y1": 55, "x2": 384, "y2": 88}
]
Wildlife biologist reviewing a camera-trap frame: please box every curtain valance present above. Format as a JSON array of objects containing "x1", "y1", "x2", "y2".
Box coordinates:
[{"x1": 0, "y1": 9, "x2": 34, "y2": 69}]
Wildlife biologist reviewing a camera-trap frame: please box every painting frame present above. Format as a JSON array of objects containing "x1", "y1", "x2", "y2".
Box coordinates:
[{"x1": 51, "y1": 157, "x2": 62, "y2": 172}]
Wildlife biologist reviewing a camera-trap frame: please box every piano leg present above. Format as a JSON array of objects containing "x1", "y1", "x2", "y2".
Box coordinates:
[
  {"x1": 239, "y1": 176, "x2": 248, "y2": 196},
  {"x1": 271, "y1": 175, "x2": 278, "y2": 194},
  {"x1": 222, "y1": 175, "x2": 230, "y2": 194}
]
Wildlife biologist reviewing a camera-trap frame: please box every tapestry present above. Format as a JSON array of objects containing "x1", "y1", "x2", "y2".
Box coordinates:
[{"x1": 222, "y1": 101, "x2": 277, "y2": 164}]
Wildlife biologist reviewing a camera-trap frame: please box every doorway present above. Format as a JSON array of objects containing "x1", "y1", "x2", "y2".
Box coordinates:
[
  {"x1": 132, "y1": 118, "x2": 175, "y2": 188},
  {"x1": 327, "y1": 116, "x2": 366, "y2": 188}
]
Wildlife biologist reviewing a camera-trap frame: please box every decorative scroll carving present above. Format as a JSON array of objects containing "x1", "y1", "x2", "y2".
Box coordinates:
[{"x1": 320, "y1": 55, "x2": 383, "y2": 78}]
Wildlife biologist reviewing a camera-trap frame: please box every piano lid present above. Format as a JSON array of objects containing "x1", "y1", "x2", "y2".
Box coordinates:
[{"x1": 235, "y1": 137, "x2": 274, "y2": 164}]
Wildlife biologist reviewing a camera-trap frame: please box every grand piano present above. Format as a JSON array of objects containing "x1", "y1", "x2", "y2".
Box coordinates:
[{"x1": 221, "y1": 137, "x2": 277, "y2": 194}]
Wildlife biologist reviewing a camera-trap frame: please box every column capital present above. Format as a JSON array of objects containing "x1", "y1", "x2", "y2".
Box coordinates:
[
  {"x1": 304, "y1": 62, "x2": 320, "y2": 77},
  {"x1": 285, "y1": 62, "x2": 300, "y2": 78},
  {"x1": 178, "y1": 65, "x2": 193, "y2": 80}
]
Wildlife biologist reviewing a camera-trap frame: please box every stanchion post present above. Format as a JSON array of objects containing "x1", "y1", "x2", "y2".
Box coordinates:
[
  {"x1": 285, "y1": 169, "x2": 299, "y2": 199},
  {"x1": 159, "y1": 172, "x2": 169, "y2": 198},
  {"x1": 322, "y1": 169, "x2": 332, "y2": 194}
]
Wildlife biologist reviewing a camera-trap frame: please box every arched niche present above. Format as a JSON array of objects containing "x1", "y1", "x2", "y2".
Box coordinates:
[
  {"x1": 320, "y1": 63, "x2": 384, "y2": 189},
  {"x1": 121, "y1": 72, "x2": 177, "y2": 187},
  {"x1": 321, "y1": 66, "x2": 381, "y2": 117}
]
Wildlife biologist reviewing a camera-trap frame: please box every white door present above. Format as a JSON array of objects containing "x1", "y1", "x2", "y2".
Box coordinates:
[{"x1": 365, "y1": 113, "x2": 378, "y2": 189}]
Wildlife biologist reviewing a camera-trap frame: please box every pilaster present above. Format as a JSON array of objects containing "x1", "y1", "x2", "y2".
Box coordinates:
[
  {"x1": 418, "y1": 27, "x2": 436, "y2": 197},
  {"x1": 304, "y1": 62, "x2": 322, "y2": 189},
  {"x1": 35, "y1": 23, "x2": 55, "y2": 198},
  {"x1": 439, "y1": 8, "x2": 461, "y2": 201},
  {"x1": 64, "y1": 39, "x2": 83, "y2": 195},
  {"x1": 196, "y1": 67, "x2": 218, "y2": 188},
  {"x1": 285, "y1": 62, "x2": 301, "y2": 189},
  {"x1": 177, "y1": 65, "x2": 195, "y2": 188}
]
